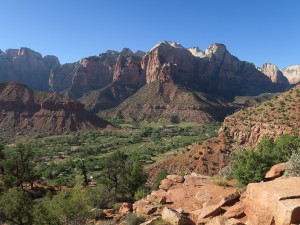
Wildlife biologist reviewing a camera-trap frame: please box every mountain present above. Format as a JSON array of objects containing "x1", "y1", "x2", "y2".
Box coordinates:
[
  {"x1": 147, "y1": 84, "x2": 300, "y2": 177},
  {"x1": 0, "y1": 43, "x2": 298, "y2": 121},
  {"x1": 49, "y1": 49, "x2": 146, "y2": 99},
  {"x1": 102, "y1": 41, "x2": 291, "y2": 122},
  {"x1": 100, "y1": 80, "x2": 239, "y2": 122},
  {"x1": 282, "y1": 65, "x2": 300, "y2": 85},
  {"x1": 0, "y1": 48, "x2": 60, "y2": 90},
  {"x1": 0, "y1": 82, "x2": 109, "y2": 142}
]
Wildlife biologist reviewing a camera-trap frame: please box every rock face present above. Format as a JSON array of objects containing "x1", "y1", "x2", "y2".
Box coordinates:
[
  {"x1": 258, "y1": 63, "x2": 290, "y2": 89},
  {"x1": 0, "y1": 82, "x2": 109, "y2": 141},
  {"x1": 143, "y1": 42, "x2": 288, "y2": 97},
  {"x1": 0, "y1": 48, "x2": 60, "y2": 91},
  {"x1": 282, "y1": 65, "x2": 300, "y2": 85},
  {"x1": 49, "y1": 49, "x2": 145, "y2": 99},
  {"x1": 244, "y1": 177, "x2": 300, "y2": 225},
  {"x1": 103, "y1": 41, "x2": 293, "y2": 122}
]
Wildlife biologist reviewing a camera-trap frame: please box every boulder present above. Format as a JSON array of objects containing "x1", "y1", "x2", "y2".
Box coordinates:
[
  {"x1": 265, "y1": 162, "x2": 286, "y2": 179},
  {"x1": 223, "y1": 203, "x2": 246, "y2": 219},
  {"x1": 133, "y1": 199, "x2": 157, "y2": 216},
  {"x1": 159, "y1": 178, "x2": 175, "y2": 191},
  {"x1": 197, "y1": 203, "x2": 225, "y2": 222},
  {"x1": 167, "y1": 175, "x2": 185, "y2": 183},
  {"x1": 244, "y1": 177, "x2": 300, "y2": 225},
  {"x1": 204, "y1": 216, "x2": 244, "y2": 225},
  {"x1": 162, "y1": 207, "x2": 194, "y2": 225},
  {"x1": 119, "y1": 202, "x2": 133, "y2": 214}
]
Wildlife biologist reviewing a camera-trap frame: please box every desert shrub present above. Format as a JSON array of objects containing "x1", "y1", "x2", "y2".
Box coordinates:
[
  {"x1": 219, "y1": 166, "x2": 233, "y2": 179},
  {"x1": 125, "y1": 213, "x2": 144, "y2": 225},
  {"x1": 134, "y1": 187, "x2": 149, "y2": 201},
  {"x1": 87, "y1": 184, "x2": 116, "y2": 208},
  {"x1": 212, "y1": 175, "x2": 228, "y2": 186},
  {"x1": 231, "y1": 134, "x2": 300, "y2": 186},
  {"x1": 284, "y1": 152, "x2": 300, "y2": 177},
  {"x1": 153, "y1": 169, "x2": 168, "y2": 190}
]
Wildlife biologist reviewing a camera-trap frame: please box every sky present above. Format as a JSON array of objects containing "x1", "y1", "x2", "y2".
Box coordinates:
[{"x1": 0, "y1": 0, "x2": 299, "y2": 68}]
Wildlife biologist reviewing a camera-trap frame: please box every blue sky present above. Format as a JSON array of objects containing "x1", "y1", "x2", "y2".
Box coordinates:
[{"x1": 0, "y1": 0, "x2": 299, "y2": 68}]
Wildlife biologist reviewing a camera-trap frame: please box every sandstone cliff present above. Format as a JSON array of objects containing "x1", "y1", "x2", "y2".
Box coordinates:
[
  {"x1": 282, "y1": 65, "x2": 300, "y2": 85},
  {"x1": 0, "y1": 48, "x2": 60, "y2": 91}
]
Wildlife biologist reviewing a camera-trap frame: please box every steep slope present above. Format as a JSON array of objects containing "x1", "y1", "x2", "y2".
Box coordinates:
[
  {"x1": 100, "y1": 80, "x2": 239, "y2": 122},
  {"x1": 148, "y1": 84, "x2": 300, "y2": 177},
  {"x1": 79, "y1": 82, "x2": 138, "y2": 112},
  {"x1": 220, "y1": 84, "x2": 300, "y2": 147},
  {"x1": 0, "y1": 82, "x2": 109, "y2": 141},
  {"x1": 0, "y1": 48, "x2": 60, "y2": 91}
]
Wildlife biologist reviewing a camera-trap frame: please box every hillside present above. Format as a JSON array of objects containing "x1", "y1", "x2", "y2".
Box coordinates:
[
  {"x1": 100, "y1": 80, "x2": 239, "y2": 123},
  {"x1": 147, "y1": 84, "x2": 300, "y2": 177},
  {"x1": 0, "y1": 82, "x2": 109, "y2": 142}
]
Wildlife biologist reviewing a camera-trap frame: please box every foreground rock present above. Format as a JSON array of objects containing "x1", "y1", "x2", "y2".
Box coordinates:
[
  {"x1": 244, "y1": 177, "x2": 300, "y2": 225},
  {"x1": 162, "y1": 207, "x2": 194, "y2": 225}
]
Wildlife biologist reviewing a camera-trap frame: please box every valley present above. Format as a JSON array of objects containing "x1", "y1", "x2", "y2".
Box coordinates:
[{"x1": 0, "y1": 41, "x2": 300, "y2": 225}]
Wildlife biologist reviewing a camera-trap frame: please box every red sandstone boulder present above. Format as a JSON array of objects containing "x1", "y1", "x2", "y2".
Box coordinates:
[
  {"x1": 265, "y1": 163, "x2": 286, "y2": 179},
  {"x1": 119, "y1": 202, "x2": 133, "y2": 214},
  {"x1": 167, "y1": 175, "x2": 185, "y2": 183},
  {"x1": 243, "y1": 177, "x2": 300, "y2": 225}
]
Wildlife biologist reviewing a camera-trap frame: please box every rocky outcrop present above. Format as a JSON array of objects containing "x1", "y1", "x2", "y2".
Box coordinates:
[
  {"x1": 282, "y1": 65, "x2": 300, "y2": 85},
  {"x1": 0, "y1": 82, "x2": 109, "y2": 142},
  {"x1": 243, "y1": 177, "x2": 300, "y2": 225},
  {"x1": 142, "y1": 41, "x2": 195, "y2": 84},
  {"x1": 0, "y1": 47, "x2": 60, "y2": 91},
  {"x1": 113, "y1": 54, "x2": 145, "y2": 87}
]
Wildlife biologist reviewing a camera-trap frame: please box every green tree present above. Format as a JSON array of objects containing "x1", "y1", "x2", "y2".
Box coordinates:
[
  {"x1": 43, "y1": 188, "x2": 92, "y2": 225},
  {"x1": 0, "y1": 188, "x2": 34, "y2": 225},
  {"x1": 99, "y1": 151, "x2": 147, "y2": 198},
  {"x1": 2, "y1": 144, "x2": 40, "y2": 189}
]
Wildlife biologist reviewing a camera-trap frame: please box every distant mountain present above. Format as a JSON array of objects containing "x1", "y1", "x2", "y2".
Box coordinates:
[
  {"x1": 0, "y1": 48, "x2": 60, "y2": 90},
  {"x1": 102, "y1": 41, "x2": 291, "y2": 122},
  {"x1": 0, "y1": 82, "x2": 109, "y2": 142},
  {"x1": 282, "y1": 65, "x2": 300, "y2": 85},
  {"x1": 0, "y1": 42, "x2": 298, "y2": 122}
]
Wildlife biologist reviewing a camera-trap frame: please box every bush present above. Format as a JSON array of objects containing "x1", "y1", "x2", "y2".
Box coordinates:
[
  {"x1": 219, "y1": 166, "x2": 233, "y2": 179},
  {"x1": 134, "y1": 188, "x2": 149, "y2": 201},
  {"x1": 125, "y1": 213, "x2": 144, "y2": 225},
  {"x1": 284, "y1": 152, "x2": 300, "y2": 177},
  {"x1": 212, "y1": 175, "x2": 228, "y2": 187},
  {"x1": 231, "y1": 135, "x2": 300, "y2": 186},
  {"x1": 153, "y1": 169, "x2": 168, "y2": 190}
]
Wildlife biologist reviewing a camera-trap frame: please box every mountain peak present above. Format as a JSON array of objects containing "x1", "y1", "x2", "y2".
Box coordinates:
[
  {"x1": 150, "y1": 41, "x2": 184, "y2": 51},
  {"x1": 188, "y1": 46, "x2": 205, "y2": 58},
  {"x1": 120, "y1": 48, "x2": 134, "y2": 55},
  {"x1": 205, "y1": 43, "x2": 228, "y2": 57}
]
